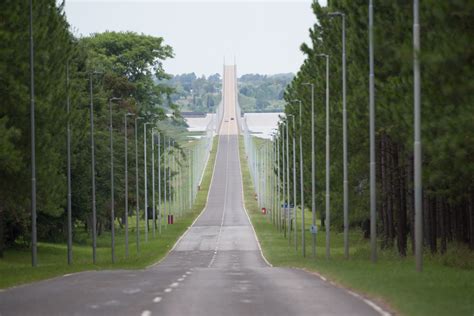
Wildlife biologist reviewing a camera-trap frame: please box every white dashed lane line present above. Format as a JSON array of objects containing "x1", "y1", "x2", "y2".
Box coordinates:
[
  {"x1": 141, "y1": 310, "x2": 151, "y2": 316},
  {"x1": 164, "y1": 288, "x2": 172, "y2": 293},
  {"x1": 153, "y1": 297, "x2": 162, "y2": 303}
]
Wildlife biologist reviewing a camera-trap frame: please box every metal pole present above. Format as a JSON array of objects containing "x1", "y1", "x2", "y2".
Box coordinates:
[
  {"x1": 304, "y1": 82, "x2": 316, "y2": 258},
  {"x1": 282, "y1": 125, "x2": 286, "y2": 237},
  {"x1": 168, "y1": 138, "x2": 171, "y2": 223},
  {"x1": 158, "y1": 132, "x2": 162, "y2": 234},
  {"x1": 291, "y1": 116, "x2": 297, "y2": 250},
  {"x1": 329, "y1": 11, "x2": 348, "y2": 258},
  {"x1": 29, "y1": 0, "x2": 37, "y2": 268},
  {"x1": 144, "y1": 123, "x2": 149, "y2": 241},
  {"x1": 89, "y1": 73, "x2": 97, "y2": 264},
  {"x1": 151, "y1": 129, "x2": 156, "y2": 238},
  {"x1": 163, "y1": 136, "x2": 168, "y2": 229},
  {"x1": 316, "y1": 54, "x2": 331, "y2": 259},
  {"x1": 325, "y1": 55, "x2": 331, "y2": 260},
  {"x1": 109, "y1": 98, "x2": 117, "y2": 263},
  {"x1": 413, "y1": 0, "x2": 423, "y2": 272},
  {"x1": 369, "y1": 0, "x2": 377, "y2": 263},
  {"x1": 342, "y1": 14, "x2": 349, "y2": 259},
  {"x1": 298, "y1": 101, "x2": 305, "y2": 257},
  {"x1": 286, "y1": 121, "x2": 290, "y2": 244},
  {"x1": 66, "y1": 62, "x2": 72, "y2": 265},
  {"x1": 125, "y1": 113, "x2": 132, "y2": 258},
  {"x1": 135, "y1": 117, "x2": 141, "y2": 253}
]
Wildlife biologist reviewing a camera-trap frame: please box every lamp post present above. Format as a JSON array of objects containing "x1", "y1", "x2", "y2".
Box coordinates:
[
  {"x1": 303, "y1": 82, "x2": 316, "y2": 258},
  {"x1": 413, "y1": 0, "x2": 423, "y2": 272},
  {"x1": 89, "y1": 70, "x2": 102, "y2": 264},
  {"x1": 151, "y1": 128, "x2": 157, "y2": 238},
  {"x1": 292, "y1": 100, "x2": 304, "y2": 256},
  {"x1": 66, "y1": 62, "x2": 72, "y2": 265},
  {"x1": 368, "y1": 0, "x2": 377, "y2": 263},
  {"x1": 134, "y1": 116, "x2": 143, "y2": 253},
  {"x1": 108, "y1": 97, "x2": 121, "y2": 263},
  {"x1": 328, "y1": 11, "x2": 348, "y2": 259},
  {"x1": 285, "y1": 119, "x2": 290, "y2": 243},
  {"x1": 143, "y1": 122, "x2": 153, "y2": 241},
  {"x1": 125, "y1": 112, "x2": 134, "y2": 258},
  {"x1": 157, "y1": 131, "x2": 162, "y2": 234},
  {"x1": 163, "y1": 136, "x2": 168, "y2": 229},
  {"x1": 29, "y1": 0, "x2": 38, "y2": 268},
  {"x1": 317, "y1": 53, "x2": 331, "y2": 259},
  {"x1": 287, "y1": 114, "x2": 297, "y2": 250}
]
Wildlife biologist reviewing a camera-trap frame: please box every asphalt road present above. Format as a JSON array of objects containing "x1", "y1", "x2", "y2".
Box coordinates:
[{"x1": 0, "y1": 65, "x2": 383, "y2": 316}]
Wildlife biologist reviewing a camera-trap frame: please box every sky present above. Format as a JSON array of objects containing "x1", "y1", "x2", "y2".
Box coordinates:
[{"x1": 65, "y1": 1, "x2": 326, "y2": 76}]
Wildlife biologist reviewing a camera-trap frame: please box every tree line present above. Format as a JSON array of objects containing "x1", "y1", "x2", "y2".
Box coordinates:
[
  {"x1": 280, "y1": 0, "x2": 473, "y2": 257},
  {"x1": 0, "y1": 1, "x2": 187, "y2": 257}
]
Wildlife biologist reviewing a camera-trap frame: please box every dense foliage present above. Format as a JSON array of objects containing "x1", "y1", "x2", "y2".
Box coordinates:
[
  {"x1": 238, "y1": 73, "x2": 293, "y2": 112},
  {"x1": 280, "y1": 0, "x2": 474, "y2": 256},
  {"x1": 163, "y1": 73, "x2": 222, "y2": 113},
  {"x1": 0, "y1": 1, "x2": 184, "y2": 256}
]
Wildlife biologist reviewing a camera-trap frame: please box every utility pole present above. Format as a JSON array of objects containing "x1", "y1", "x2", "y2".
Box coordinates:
[{"x1": 143, "y1": 122, "x2": 152, "y2": 241}]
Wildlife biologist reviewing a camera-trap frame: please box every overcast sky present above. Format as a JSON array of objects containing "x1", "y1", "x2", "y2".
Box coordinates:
[{"x1": 65, "y1": 1, "x2": 326, "y2": 76}]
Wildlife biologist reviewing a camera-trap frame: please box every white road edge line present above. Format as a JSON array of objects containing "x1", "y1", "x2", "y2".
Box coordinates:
[
  {"x1": 303, "y1": 268, "x2": 391, "y2": 316},
  {"x1": 141, "y1": 310, "x2": 151, "y2": 316},
  {"x1": 236, "y1": 132, "x2": 273, "y2": 268}
]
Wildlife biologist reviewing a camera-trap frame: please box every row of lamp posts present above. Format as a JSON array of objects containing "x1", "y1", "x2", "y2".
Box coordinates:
[{"x1": 244, "y1": 1, "x2": 423, "y2": 271}]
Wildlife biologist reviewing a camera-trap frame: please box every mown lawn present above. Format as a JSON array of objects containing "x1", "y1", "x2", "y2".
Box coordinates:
[
  {"x1": 0, "y1": 137, "x2": 218, "y2": 289},
  {"x1": 239, "y1": 136, "x2": 474, "y2": 316}
]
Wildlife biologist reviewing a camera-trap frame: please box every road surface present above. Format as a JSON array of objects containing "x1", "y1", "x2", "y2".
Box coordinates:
[{"x1": 0, "y1": 65, "x2": 382, "y2": 316}]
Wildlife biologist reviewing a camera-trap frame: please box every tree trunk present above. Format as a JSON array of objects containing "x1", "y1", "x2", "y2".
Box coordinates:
[
  {"x1": 396, "y1": 146, "x2": 407, "y2": 257},
  {"x1": 0, "y1": 206, "x2": 4, "y2": 258},
  {"x1": 429, "y1": 196, "x2": 437, "y2": 254},
  {"x1": 469, "y1": 192, "x2": 474, "y2": 250},
  {"x1": 440, "y1": 198, "x2": 447, "y2": 254}
]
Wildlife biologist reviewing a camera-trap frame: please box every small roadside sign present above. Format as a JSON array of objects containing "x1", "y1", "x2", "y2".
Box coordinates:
[{"x1": 310, "y1": 225, "x2": 317, "y2": 234}]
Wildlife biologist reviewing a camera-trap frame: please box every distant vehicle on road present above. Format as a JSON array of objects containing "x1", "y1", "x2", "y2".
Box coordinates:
[{"x1": 230, "y1": 117, "x2": 235, "y2": 120}]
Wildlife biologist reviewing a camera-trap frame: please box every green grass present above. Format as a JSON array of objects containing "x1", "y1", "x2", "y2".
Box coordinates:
[
  {"x1": 0, "y1": 137, "x2": 218, "y2": 289},
  {"x1": 239, "y1": 136, "x2": 474, "y2": 316}
]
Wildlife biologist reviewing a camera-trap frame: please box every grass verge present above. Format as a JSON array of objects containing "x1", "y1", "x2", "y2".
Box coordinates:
[
  {"x1": 0, "y1": 137, "x2": 218, "y2": 289},
  {"x1": 239, "y1": 136, "x2": 474, "y2": 316}
]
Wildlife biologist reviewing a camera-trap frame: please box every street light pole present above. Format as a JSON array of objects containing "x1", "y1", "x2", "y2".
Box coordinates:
[
  {"x1": 328, "y1": 11, "x2": 348, "y2": 259},
  {"x1": 413, "y1": 0, "x2": 423, "y2": 272},
  {"x1": 143, "y1": 122, "x2": 152, "y2": 241},
  {"x1": 303, "y1": 82, "x2": 316, "y2": 258},
  {"x1": 151, "y1": 128, "x2": 156, "y2": 238},
  {"x1": 89, "y1": 71, "x2": 99, "y2": 264},
  {"x1": 288, "y1": 114, "x2": 297, "y2": 250},
  {"x1": 134, "y1": 116, "x2": 143, "y2": 253},
  {"x1": 157, "y1": 131, "x2": 162, "y2": 235},
  {"x1": 286, "y1": 120, "x2": 290, "y2": 244},
  {"x1": 66, "y1": 62, "x2": 72, "y2": 265},
  {"x1": 292, "y1": 100, "x2": 304, "y2": 256},
  {"x1": 125, "y1": 112, "x2": 134, "y2": 258},
  {"x1": 317, "y1": 53, "x2": 331, "y2": 259},
  {"x1": 368, "y1": 0, "x2": 377, "y2": 263},
  {"x1": 108, "y1": 97, "x2": 121, "y2": 263},
  {"x1": 29, "y1": 0, "x2": 38, "y2": 268}
]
